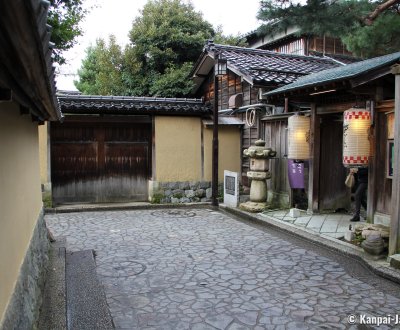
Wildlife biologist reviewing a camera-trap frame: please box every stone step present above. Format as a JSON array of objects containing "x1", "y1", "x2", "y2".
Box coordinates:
[
  {"x1": 37, "y1": 237, "x2": 67, "y2": 329},
  {"x1": 65, "y1": 250, "x2": 114, "y2": 330}
]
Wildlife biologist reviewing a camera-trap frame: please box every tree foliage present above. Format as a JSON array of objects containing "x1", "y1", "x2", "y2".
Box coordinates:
[
  {"x1": 48, "y1": 0, "x2": 88, "y2": 65},
  {"x1": 75, "y1": 36, "x2": 125, "y2": 95},
  {"x1": 75, "y1": 0, "x2": 245, "y2": 97},
  {"x1": 257, "y1": 0, "x2": 400, "y2": 57}
]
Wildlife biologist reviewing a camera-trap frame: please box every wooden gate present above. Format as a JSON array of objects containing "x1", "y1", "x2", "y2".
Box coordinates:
[
  {"x1": 51, "y1": 117, "x2": 151, "y2": 204},
  {"x1": 318, "y1": 114, "x2": 350, "y2": 210}
]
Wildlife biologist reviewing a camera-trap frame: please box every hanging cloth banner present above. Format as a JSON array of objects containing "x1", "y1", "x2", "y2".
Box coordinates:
[{"x1": 288, "y1": 159, "x2": 305, "y2": 189}]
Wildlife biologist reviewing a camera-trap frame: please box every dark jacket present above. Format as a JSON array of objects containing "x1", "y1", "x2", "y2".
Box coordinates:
[{"x1": 357, "y1": 168, "x2": 368, "y2": 184}]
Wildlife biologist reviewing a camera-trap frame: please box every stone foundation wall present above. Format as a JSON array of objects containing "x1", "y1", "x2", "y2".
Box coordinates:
[
  {"x1": 0, "y1": 210, "x2": 49, "y2": 330},
  {"x1": 149, "y1": 181, "x2": 213, "y2": 203}
]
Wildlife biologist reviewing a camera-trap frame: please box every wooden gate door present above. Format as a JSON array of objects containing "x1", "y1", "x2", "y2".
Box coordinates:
[
  {"x1": 51, "y1": 117, "x2": 151, "y2": 204},
  {"x1": 318, "y1": 114, "x2": 350, "y2": 210}
]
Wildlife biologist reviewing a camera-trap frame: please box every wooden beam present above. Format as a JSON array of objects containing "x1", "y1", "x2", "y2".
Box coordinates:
[
  {"x1": 308, "y1": 103, "x2": 320, "y2": 213},
  {"x1": 389, "y1": 66, "x2": 400, "y2": 255},
  {"x1": 366, "y1": 98, "x2": 378, "y2": 223}
]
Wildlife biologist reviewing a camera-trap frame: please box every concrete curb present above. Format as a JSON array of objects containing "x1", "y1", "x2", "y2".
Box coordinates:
[
  {"x1": 221, "y1": 205, "x2": 400, "y2": 285},
  {"x1": 45, "y1": 202, "x2": 213, "y2": 214}
]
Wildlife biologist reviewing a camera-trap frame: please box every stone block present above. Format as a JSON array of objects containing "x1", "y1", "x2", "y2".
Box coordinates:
[
  {"x1": 200, "y1": 181, "x2": 211, "y2": 189},
  {"x1": 344, "y1": 230, "x2": 355, "y2": 242},
  {"x1": 172, "y1": 189, "x2": 184, "y2": 198},
  {"x1": 180, "y1": 197, "x2": 190, "y2": 203},
  {"x1": 289, "y1": 208, "x2": 301, "y2": 218},
  {"x1": 171, "y1": 197, "x2": 180, "y2": 203},
  {"x1": 185, "y1": 190, "x2": 195, "y2": 198},
  {"x1": 168, "y1": 182, "x2": 179, "y2": 190},
  {"x1": 164, "y1": 189, "x2": 172, "y2": 197},
  {"x1": 206, "y1": 188, "x2": 212, "y2": 199},
  {"x1": 195, "y1": 189, "x2": 205, "y2": 197},
  {"x1": 388, "y1": 254, "x2": 400, "y2": 269},
  {"x1": 179, "y1": 181, "x2": 190, "y2": 190},
  {"x1": 161, "y1": 197, "x2": 171, "y2": 203},
  {"x1": 189, "y1": 181, "x2": 200, "y2": 190},
  {"x1": 193, "y1": 197, "x2": 200, "y2": 202}
]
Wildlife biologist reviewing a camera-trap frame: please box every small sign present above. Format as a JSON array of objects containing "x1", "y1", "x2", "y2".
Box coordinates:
[
  {"x1": 288, "y1": 159, "x2": 305, "y2": 189},
  {"x1": 388, "y1": 140, "x2": 394, "y2": 179},
  {"x1": 225, "y1": 176, "x2": 235, "y2": 195},
  {"x1": 224, "y1": 170, "x2": 239, "y2": 207}
]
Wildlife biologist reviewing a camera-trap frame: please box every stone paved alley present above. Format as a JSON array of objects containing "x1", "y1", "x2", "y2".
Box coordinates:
[{"x1": 45, "y1": 208, "x2": 400, "y2": 329}]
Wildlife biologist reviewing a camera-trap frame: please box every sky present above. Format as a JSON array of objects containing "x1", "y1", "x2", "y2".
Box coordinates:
[{"x1": 56, "y1": 0, "x2": 262, "y2": 91}]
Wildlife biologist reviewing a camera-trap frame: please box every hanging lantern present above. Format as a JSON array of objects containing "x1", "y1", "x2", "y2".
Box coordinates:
[
  {"x1": 343, "y1": 108, "x2": 371, "y2": 167},
  {"x1": 288, "y1": 113, "x2": 310, "y2": 160}
]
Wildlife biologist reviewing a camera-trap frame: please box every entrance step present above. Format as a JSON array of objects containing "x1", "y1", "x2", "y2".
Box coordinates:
[{"x1": 66, "y1": 250, "x2": 114, "y2": 329}]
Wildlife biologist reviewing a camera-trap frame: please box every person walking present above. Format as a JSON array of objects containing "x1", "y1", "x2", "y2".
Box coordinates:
[{"x1": 349, "y1": 167, "x2": 368, "y2": 222}]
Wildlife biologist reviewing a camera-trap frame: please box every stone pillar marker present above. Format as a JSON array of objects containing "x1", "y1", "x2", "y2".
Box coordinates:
[{"x1": 240, "y1": 139, "x2": 276, "y2": 212}]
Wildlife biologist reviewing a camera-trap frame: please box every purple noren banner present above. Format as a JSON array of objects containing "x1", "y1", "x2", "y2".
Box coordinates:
[{"x1": 288, "y1": 159, "x2": 305, "y2": 189}]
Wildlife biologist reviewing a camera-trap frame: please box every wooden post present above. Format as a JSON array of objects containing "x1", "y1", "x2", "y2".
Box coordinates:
[
  {"x1": 366, "y1": 96, "x2": 380, "y2": 223},
  {"x1": 389, "y1": 65, "x2": 400, "y2": 255},
  {"x1": 308, "y1": 103, "x2": 320, "y2": 213},
  {"x1": 212, "y1": 73, "x2": 219, "y2": 206}
]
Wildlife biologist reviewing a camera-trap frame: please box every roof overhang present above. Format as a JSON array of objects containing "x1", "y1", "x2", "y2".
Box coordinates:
[
  {"x1": 190, "y1": 52, "x2": 255, "y2": 94},
  {"x1": 265, "y1": 52, "x2": 400, "y2": 100},
  {"x1": 0, "y1": 0, "x2": 61, "y2": 121}
]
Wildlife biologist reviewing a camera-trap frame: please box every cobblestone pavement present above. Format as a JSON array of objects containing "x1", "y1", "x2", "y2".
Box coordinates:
[{"x1": 45, "y1": 208, "x2": 400, "y2": 330}]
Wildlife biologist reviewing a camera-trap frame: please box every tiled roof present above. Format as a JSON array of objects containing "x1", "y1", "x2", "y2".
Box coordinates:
[
  {"x1": 201, "y1": 43, "x2": 341, "y2": 86},
  {"x1": 58, "y1": 95, "x2": 211, "y2": 115},
  {"x1": 266, "y1": 51, "x2": 400, "y2": 96},
  {"x1": 309, "y1": 51, "x2": 361, "y2": 65}
]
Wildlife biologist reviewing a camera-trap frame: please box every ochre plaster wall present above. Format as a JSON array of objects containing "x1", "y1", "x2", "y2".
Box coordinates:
[
  {"x1": 155, "y1": 116, "x2": 202, "y2": 181},
  {"x1": 203, "y1": 126, "x2": 241, "y2": 182},
  {"x1": 154, "y1": 117, "x2": 241, "y2": 183},
  {"x1": 0, "y1": 102, "x2": 43, "y2": 322},
  {"x1": 38, "y1": 122, "x2": 48, "y2": 186}
]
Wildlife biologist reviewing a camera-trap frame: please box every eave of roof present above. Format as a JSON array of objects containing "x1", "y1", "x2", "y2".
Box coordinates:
[
  {"x1": 0, "y1": 0, "x2": 61, "y2": 121},
  {"x1": 266, "y1": 51, "x2": 400, "y2": 97},
  {"x1": 58, "y1": 95, "x2": 211, "y2": 116},
  {"x1": 191, "y1": 42, "x2": 340, "y2": 93}
]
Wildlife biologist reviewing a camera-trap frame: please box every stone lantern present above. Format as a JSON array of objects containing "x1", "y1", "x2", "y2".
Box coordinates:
[{"x1": 240, "y1": 139, "x2": 276, "y2": 212}]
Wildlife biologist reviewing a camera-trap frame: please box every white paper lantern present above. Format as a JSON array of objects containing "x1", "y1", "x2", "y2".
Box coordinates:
[
  {"x1": 343, "y1": 108, "x2": 370, "y2": 167},
  {"x1": 288, "y1": 114, "x2": 310, "y2": 160}
]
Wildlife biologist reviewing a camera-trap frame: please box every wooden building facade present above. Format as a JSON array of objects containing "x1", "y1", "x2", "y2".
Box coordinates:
[
  {"x1": 266, "y1": 52, "x2": 400, "y2": 255},
  {"x1": 191, "y1": 42, "x2": 340, "y2": 204}
]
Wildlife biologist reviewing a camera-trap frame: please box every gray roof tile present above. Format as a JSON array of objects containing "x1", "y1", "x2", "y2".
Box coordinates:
[
  {"x1": 266, "y1": 51, "x2": 400, "y2": 96},
  {"x1": 212, "y1": 44, "x2": 341, "y2": 85},
  {"x1": 58, "y1": 95, "x2": 211, "y2": 115}
]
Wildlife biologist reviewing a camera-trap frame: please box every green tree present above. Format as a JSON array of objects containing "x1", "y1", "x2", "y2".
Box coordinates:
[
  {"x1": 48, "y1": 0, "x2": 88, "y2": 65},
  {"x1": 257, "y1": 0, "x2": 400, "y2": 57},
  {"x1": 127, "y1": 0, "x2": 214, "y2": 96},
  {"x1": 75, "y1": 0, "x2": 245, "y2": 96},
  {"x1": 75, "y1": 35, "x2": 125, "y2": 95}
]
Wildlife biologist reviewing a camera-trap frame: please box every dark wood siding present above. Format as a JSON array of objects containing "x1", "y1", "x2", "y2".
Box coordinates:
[
  {"x1": 51, "y1": 117, "x2": 151, "y2": 204},
  {"x1": 375, "y1": 111, "x2": 393, "y2": 214},
  {"x1": 264, "y1": 119, "x2": 290, "y2": 197}
]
